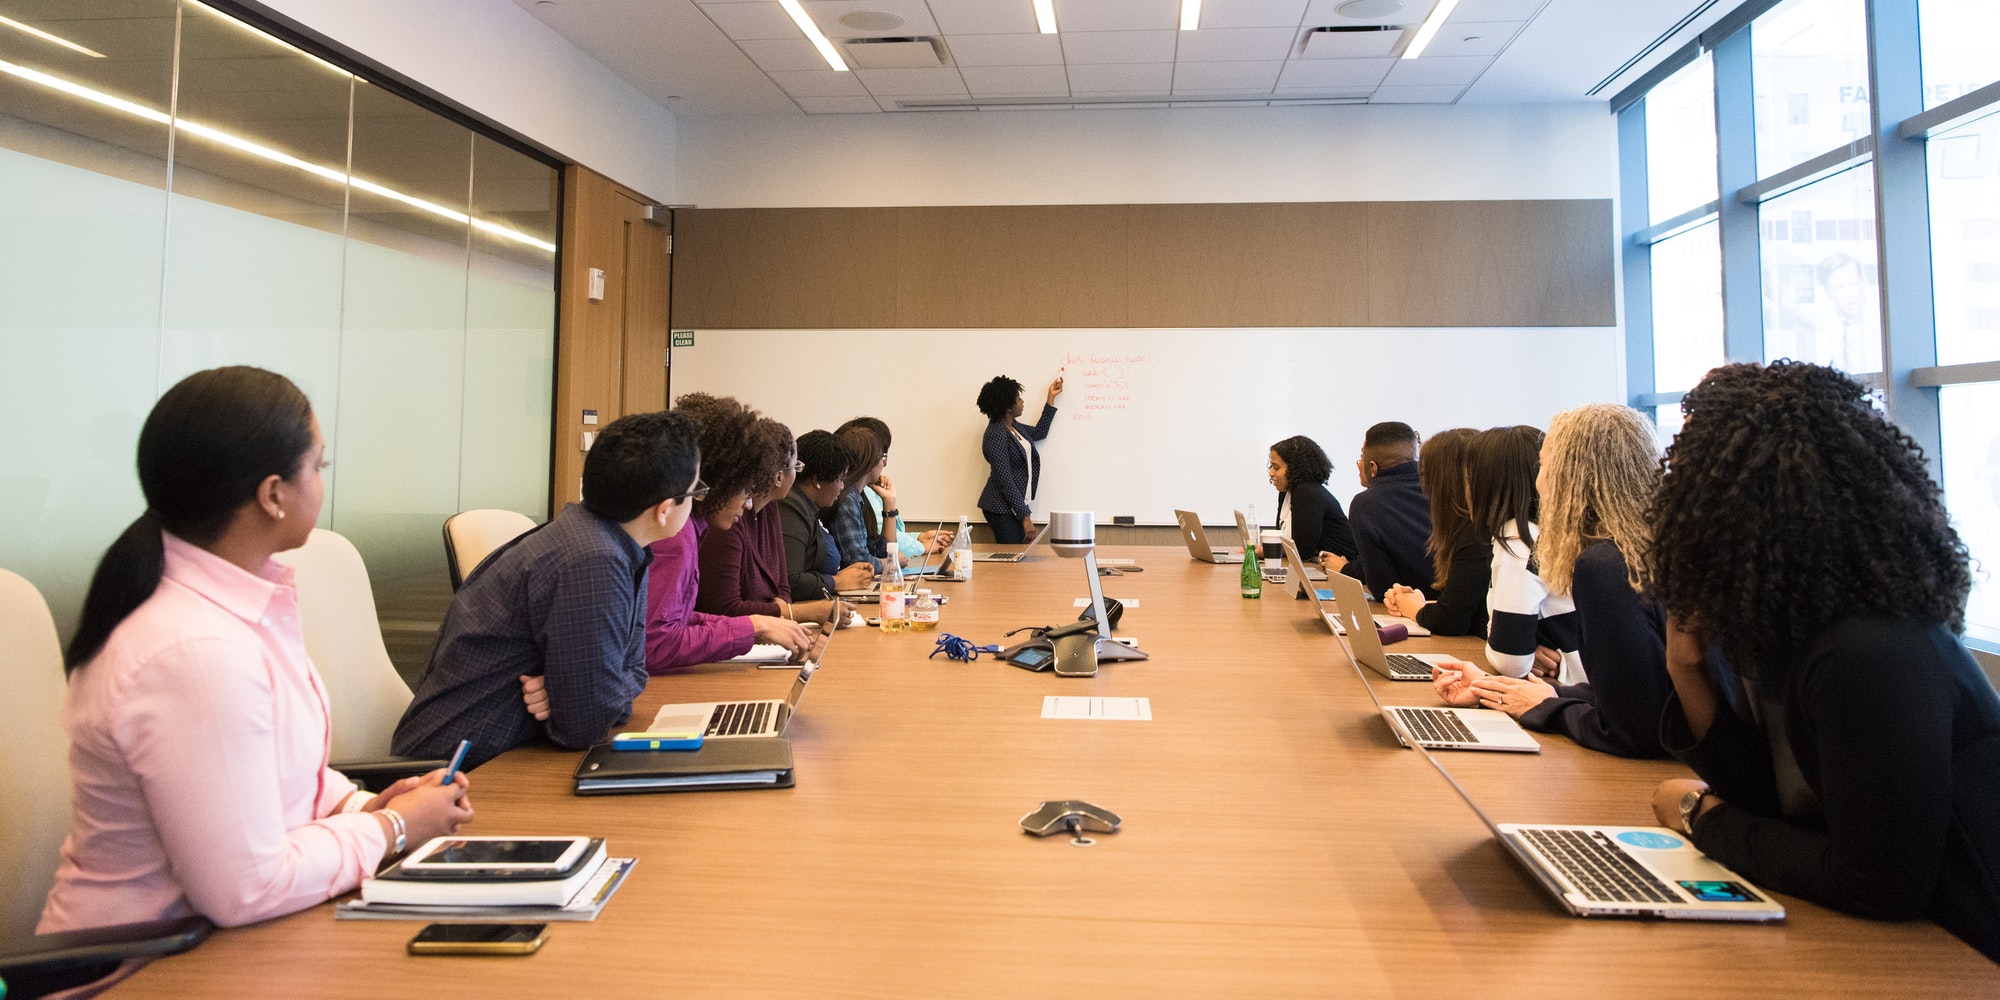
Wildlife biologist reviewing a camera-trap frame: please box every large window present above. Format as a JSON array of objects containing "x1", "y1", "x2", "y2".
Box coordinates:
[
  {"x1": 1751, "y1": 0, "x2": 1871, "y2": 175},
  {"x1": 1758, "y1": 163, "x2": 1880, "y2": 373},
  {"x1": 1918, "y1": 0, "x2": 2000, "y2": 111},
  {"x1": 0, "y1": 1, "x2": 558, "y2": 642},
  {"x1": 1652, "y1": 223, "x2": 1726, "y2": 392},
  {"x1": 1646, "y1": 55, "x2": 1718, "y2": 223}
]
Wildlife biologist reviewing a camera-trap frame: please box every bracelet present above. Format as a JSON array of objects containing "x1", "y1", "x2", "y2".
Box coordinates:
[
  {"x1": 339, "y1": 790, "x2": 371, "y2": 814},
  {"x1": 382, "y1": 808, "x2": 408, "y2": 855},
  {"x1": 778, "y1": 599, "x2": 792, "y2": 621}
]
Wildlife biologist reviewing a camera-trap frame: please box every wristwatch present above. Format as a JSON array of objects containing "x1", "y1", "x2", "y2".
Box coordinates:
[{"x1": 1678, "y1": 789, "x2": 1710, "y2": 836}]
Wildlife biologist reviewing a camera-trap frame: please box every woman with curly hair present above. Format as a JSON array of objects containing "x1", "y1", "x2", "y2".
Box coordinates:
[
  {"x1": 1644, "y1": 362, "x2": 1999, "y2": 962},
  {"x1": 697, "y1": 418, "x2": 848, "y2": 628},
  {"x1": 644, "y1": 394, "x2": 815, "y2": 672},
  {"x1": 1433, "y1": 406, "x2": 1670, "y2": 758},
  {"x1": 1267, "y1": 435, "x2": 1357, "y2": 569},
  {"x1": 1381, "y1": 427, "x2": 1487, "y2": 636},
  {"x1": 975, "y1": 373, "x2": 1063, "y2": 544}
]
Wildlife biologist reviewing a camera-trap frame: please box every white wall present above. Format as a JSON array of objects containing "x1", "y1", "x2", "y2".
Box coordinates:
[
  {"x1": 678, "y1": 103, "x2": 1616, "y2": 207},
  {"x1": 260, "y1": 0, "x2": 680, "y2": 201}
]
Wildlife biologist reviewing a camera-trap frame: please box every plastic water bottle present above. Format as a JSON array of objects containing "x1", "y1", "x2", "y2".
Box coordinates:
[
  {"x1": 909, "y1": 589, "x2": 940, "y2": 631},
  {"x1": 948, "y1": 514, "x2": 974, "y2": 581},
  {"x1": 880, "y1": 552, "x2": 907, "y2": 632}
]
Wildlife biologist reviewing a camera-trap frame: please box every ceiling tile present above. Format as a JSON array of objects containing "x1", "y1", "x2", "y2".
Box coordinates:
[
  {"x1": 1423, "y1": 20, "x2": 1523, "y2": 57},
  {"x1": 854, "y1": 66, "x2": 971, "y2": 96},
  {"x1": 1193, "y1": 0, "x2": 1311, "y2": 29},
  {"x1": 1302, "y1": 0, "x2": 1431, "y2": 28},
  {"x1": 1369, "y1": 83, "x2": 1465, "y2": 102},
  {"x1": 925, "y1": 0, "x2": 1041, "y2": 34},
  {"x1": 1173, "y1": 60, "x2": 1283, "y2": 91},
  {"x1": 1053, "y1": 0, "x2": 1179, "y2": 33},
  {"x1": 980, "y1": 103, "x2": 1077, "y2": 110},
  {"x1": 1173, "y1": 99, "x2": 1271, "y2": 107},
  {"x1": 945, "y1": 33, "x2": 1064, "y2": 67},
  {"x1": 1275, "y1": 56, "x2": 1392, "y2": 88},
  {"x1": 797, "y1": 95, "x2": 886, "y2": 113},
  {"x1": 801, "y1": 0, "x2": 939, "y2": 38},
  {"x1": 696, "y1": 1, "x2": 802, "y2": 41},
  {"x1": 737, "y1": 37, "x2": 835, "y2": 73},
  {"x1": 960, "y1": 64, "x2": 1072, "y2": 97},
  {"x1": 1068, "y1": 62, "x2": 1175, "y2": 93},
  {"x1": 1452, "y1": 0, "x2": 1545, "y2": 20},
  {"x1": 1298, "y1": 25, "x2": 1403, "y2": 57},
  {"x1": 767, "y1": 68, "x2": 869, "y2": 96},
  {"x1": 1381, "y1": 54, "x2": 1489, "y2": 85},
  {"x1": 1173, "y1": 26, "x2": 1298, "y2": 61},
  {"x1": 1061, "y1": 30, "x2": 1178, "y2": 64}
]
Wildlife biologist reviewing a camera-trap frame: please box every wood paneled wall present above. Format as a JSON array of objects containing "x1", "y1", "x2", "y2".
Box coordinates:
[
  {"x1": 670, "y1": 200, "x2": 1613, "y2": 330},
  {"x1": 552, "y1": 165, "x2": 671, "y2": 512}
]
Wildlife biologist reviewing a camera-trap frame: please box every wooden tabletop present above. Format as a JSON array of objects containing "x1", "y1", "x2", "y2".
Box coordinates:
[{"x1": 114, "y1": 548, "x2": 2000, "y2": 997}]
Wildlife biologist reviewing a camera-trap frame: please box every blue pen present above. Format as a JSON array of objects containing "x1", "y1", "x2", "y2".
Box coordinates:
[{"x1": 442, "y1": 739, "x2": 471, "y2": 785}]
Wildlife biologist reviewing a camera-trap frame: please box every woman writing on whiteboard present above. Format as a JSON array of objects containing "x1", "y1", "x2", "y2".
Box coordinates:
[{"x1": 975, "y1": 373, "x2": 1063, "y2": 544}]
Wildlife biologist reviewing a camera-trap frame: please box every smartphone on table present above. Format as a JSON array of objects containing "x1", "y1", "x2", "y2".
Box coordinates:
[{"x1": 407, "y1": 923, "x2": 549, "y2": 956}]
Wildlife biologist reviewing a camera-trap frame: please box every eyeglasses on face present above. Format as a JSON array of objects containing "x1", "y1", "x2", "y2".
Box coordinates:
[{"x1": 663, "y1": 478, "x2": 711, "y2": 504}]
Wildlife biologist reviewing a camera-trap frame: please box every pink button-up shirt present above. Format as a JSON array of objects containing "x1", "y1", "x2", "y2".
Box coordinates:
[{"x1": 38, "y1": 532, "x2": 387, "y2": 932}]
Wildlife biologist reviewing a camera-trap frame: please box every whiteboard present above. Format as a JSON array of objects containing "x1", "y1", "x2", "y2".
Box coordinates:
[{"x1": 670, "y1": 327, "x2": 1623, "y2": 526}]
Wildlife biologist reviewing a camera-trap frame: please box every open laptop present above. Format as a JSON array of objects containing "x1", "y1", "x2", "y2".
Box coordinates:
[
  {"x1": 1387, "y1": 697, "x2": 1784, "y2": 920},
  {"x1": 1173, "y1": 509, "x2": 1243, "y2": 563},
  {"x1": 1332, "y1": 607, "x2": 1538, "y2": 753},
  {"x1": 1276, "y1": 540, "x2": 1429, "y2": 637},
  {"x1": 646, "y1": 611, "x2": 837, "y2": 739},
  {"x1": 1322, "y1": 570, "x2": 1449, "y2": 680},
  {"x1": 972, "y1": 522, "x2": 1050, "y2": 562}
]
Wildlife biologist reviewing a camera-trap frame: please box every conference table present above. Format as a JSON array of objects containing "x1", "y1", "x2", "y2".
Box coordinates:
[{"x1": 115, "y1": 546, "x2": 1999, "y2": 997}]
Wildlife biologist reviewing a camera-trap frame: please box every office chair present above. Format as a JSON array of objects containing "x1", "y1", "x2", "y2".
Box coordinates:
[
  {"x1": 442, "y1": 509, "x2": 536, "y2": 590},
  {"x1": 0, "y1": 569, "x2": 213, "y2": 997},
  {"x1": 271, "y1": 529, "x2": 443, "y2": 790}
]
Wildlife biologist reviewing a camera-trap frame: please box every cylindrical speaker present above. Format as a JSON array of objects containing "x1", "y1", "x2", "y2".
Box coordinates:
[{"x1": 1049, "y1": 511, "x2": 1094, "y2": 558}]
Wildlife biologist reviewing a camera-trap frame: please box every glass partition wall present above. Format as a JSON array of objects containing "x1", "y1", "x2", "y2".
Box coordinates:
[{"x1": 0, "y1": 0, "x2": 558, "y2": 663}]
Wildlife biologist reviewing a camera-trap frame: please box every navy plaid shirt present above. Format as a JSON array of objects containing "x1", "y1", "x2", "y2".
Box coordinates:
[
  {"x1": 825, "y1": 489, "x2": 884, "y2": 572},
  {"x1": 393, "y1": 503, "x2": 651, "y2": 770}
]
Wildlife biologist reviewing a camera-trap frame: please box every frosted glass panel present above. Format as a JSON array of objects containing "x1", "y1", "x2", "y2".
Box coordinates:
[{"x1": 462, "y1": 134, "x2": 557, "y2": 517}]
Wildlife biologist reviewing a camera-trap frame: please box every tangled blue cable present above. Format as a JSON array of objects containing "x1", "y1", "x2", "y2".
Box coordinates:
[{"x1": 929, "y1": 633, "x2": 1000, "y2": 662}]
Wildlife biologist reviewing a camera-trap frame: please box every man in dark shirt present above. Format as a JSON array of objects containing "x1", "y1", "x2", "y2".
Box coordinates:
[
  {"x1": 1346, "y1": 421, "x2": 1435, "y2": 600},
  {"x1": 393, "y1": 410, "x2": 702, "y2": 770}
]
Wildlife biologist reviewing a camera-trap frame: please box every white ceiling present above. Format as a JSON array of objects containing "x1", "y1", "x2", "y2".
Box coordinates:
[{"x1": 512, "y1": 0, "x2": 1742, "y2": 116}]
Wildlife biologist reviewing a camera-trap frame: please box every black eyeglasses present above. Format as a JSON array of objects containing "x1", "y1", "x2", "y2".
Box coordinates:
[{"x1": 663, "y1": 478, "x2": 711, "y2": 504}]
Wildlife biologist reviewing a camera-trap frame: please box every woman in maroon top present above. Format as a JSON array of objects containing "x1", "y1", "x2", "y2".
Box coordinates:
[{"x1": 697, "y1": 419, "x2": 843, "y2": 626}]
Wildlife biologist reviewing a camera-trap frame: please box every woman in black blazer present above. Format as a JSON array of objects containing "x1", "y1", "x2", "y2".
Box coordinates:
[
  {"x1": 1268, "y1": 435, "x2": 1357, "y2": 568},
  {"x1": 975, "y1": 374, "x2": 1063, "y2": 543}
]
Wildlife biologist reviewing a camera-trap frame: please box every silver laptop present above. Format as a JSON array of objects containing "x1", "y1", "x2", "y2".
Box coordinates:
[
  {"x1": 1322, "y1": 570, "x2": 1449, "y2": 681},
  {"x1": 1402, "y1": 713, "x2": 1785, "y2": 920},
  {"x1": 646, "y1": 612, "x2": 836, "y2": 739},
  {"x1": 1331, "y1": 608, "x2": 1539, "y2": 753},
  {"x1": 973, "y1": 523, "x2": 1050, "y2": 562},
  {"x1": 1173, "y1": 509, "x2": 1243, "y2": 563},
  {"x1": 1277, "y1": 540, "x2": 1429, "y2": 637}
]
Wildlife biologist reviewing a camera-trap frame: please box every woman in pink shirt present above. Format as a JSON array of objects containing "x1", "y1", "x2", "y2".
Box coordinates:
[{"x1": 38, "y1": 367, "x2": 473, "y2": 956}]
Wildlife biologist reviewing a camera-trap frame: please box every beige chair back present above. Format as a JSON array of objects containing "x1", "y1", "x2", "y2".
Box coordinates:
[
  {"x1": 0, "y1": 568, "x2": 72, "y2": 942},
  {"x1": 443, "y1": 509, "x2": 537, "y2": 589},
  {"x1": 272, "y1": 529, "x2": 412, "y2": 761}
]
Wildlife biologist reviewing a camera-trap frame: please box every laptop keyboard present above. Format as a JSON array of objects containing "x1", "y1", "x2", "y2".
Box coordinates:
[
  {"x1": 707, "y1": 701, "x2": 770, "y2": 737},
  {"x1": 1519, "y1": 828, "x2": 1680, "y2": 905},
  {"x1": 1391, "y1": 707, "x2": 1477, "y2": 745},
  {"x1": 1384, "y1": 654, "x2": 1434, "y2": 679}
]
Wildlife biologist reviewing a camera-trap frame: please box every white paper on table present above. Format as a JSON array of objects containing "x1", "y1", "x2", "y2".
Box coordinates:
[
  {"x1": 1041, "y1": 696, "x2": 1152, "y2": 720},
  {"x1": 1073, "y1": 598, "x2": 1139, "y2": 608}
]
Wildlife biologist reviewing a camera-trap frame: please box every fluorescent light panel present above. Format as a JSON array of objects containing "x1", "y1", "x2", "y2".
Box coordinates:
[
  {"x1": 1401, "y1": 0, "x2": 1461, "y2": 59},
  {"x1": 0, "y1": 14, "x2": 106, "y2": 58},
  {"x1": 1033, "y1": 0, "x2": 1057, "y2": 34},
  {"x1": 777, "y1": 0, "x2": 848, "y2": 71},
  {"x1": 0, "y1": 56, "x2": 556, "y2": 252},
  {"x1": 1180, "y1": 0, "x2": 1201, "y2": 31}
]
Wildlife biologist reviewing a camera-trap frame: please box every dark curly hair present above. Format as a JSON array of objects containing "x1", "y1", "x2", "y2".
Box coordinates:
[
  {"x1": 1270, "y1": 435, "x2": 1332, "y2": 487},
  {"x1": 795, "y1": 429, "x2": 850, "y2": 485},
  {"x1": 976, "y1": 376, "x2": 1023, "y2": 420},
  {"x1": 1649, "y1": 362, "x2": 1970, "y2": 680},
  {"x1": 673, "y1": 392, "x2": 786, "y2": 517},
  {"x1": 748, "y1": 418, "x2": 795, "y2": 501}
]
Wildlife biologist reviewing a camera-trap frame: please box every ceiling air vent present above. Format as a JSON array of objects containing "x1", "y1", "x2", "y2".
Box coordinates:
[
  {"x1": 1301, "y1": 25, "x2": 1406, "y2": 59},
  {"x1": 842, "y1": 36, "x2": 947, "y2": 70}
]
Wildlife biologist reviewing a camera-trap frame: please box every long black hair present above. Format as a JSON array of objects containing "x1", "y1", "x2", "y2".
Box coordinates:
[
  {"x1": 1464, "y1": 425, "x2": 1543, "y2": 560},
  {"x1": 67, "y1": 367, "x2": 316, "y2": 670},
  {"x1": 1650, "y1": 362, "x2": 1969, "y2": 678}
]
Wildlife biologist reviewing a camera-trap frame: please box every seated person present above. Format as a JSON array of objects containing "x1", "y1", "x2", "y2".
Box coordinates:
[
  {"x1": 836, "y1": 416, "x2": 952, "y2": 566},
  {"x1": 41, "y1": 367, "x2": 471, "y2": 965},
  {"x1": 1266, "y1": 435, "x2": 1357, "y2": 571},
  {"x1": 1432, "y1": 406, "x2": 1669, "y2": 759},
  {"x1": 1381, "y1": 428, "x2": 1486, "y2": 636},
  {"x1": 394, "y1": 410, "x2": 701, "y2": 770},
  {"x1": 825, "y1": 425, "x2": 892, "y2": 573},
  {"x1": 781, "y1": 430, "x2": 874, "y2": 601},
  {"x1": 1346, "y1": 421, "x2": 1434, "y2": 599},
  {"x1": 1647, "y1": 362, "x2": 1999, "y2": 963},
  {"x1": 644, "y1": 394, "x2": 814, "y2": 673},
  {"x1": 697, "y1": 418, "x2": 843, "y2": 625}
]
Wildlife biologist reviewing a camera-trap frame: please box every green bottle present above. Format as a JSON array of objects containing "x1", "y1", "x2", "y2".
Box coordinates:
[{"x1": 1240, "y1": 509, "x2": 1262, "y2": 600}]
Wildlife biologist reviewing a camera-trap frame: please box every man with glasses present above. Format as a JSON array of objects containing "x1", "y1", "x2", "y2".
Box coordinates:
[{"x1": 394, "y1": 410, "x2": 703, "y2": 770}]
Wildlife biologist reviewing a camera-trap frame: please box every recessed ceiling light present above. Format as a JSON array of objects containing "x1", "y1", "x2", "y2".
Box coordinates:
[
  {"x1": 1401, "y1": 0, "x2": 1461, "y2": 59},
  {"x1": 778, "y1": 0, "x2": 848, "y2": 71},
  {"x1": 1032, "y1": 0, "x2": 1057, "y2": 34},
  {"x1": 1180, "y1": 0, "x2": 1202, "y2": 31}
]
